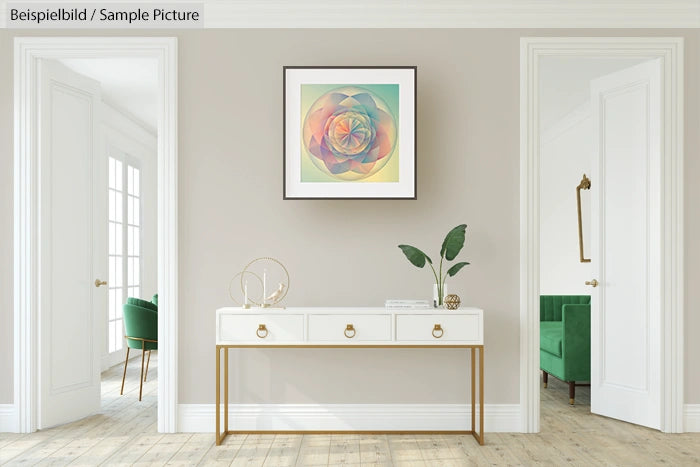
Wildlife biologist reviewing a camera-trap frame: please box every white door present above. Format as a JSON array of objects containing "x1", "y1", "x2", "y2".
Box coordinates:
[
  {"x1": 589, "y1": 59, "x2": 661, "y2": 429},
  {"x1": 37, "y1": 60, "x2": 106, "y2": 428}
]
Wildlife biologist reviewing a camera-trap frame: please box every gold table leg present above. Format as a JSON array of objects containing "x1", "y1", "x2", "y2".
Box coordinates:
[
  {"x1": 216, "y1": 345, "x2": 221, "y2": 445},
  {"x1": 481, "y1": 347, "x2": 485, "y2": 444},
  {"x1": 471, "y1": 347, "x2": 476, "y2": 434},
  {"x1": 224, "y1": 347, "x2": 229, "y2": 434},
  {"x1": 474, "y1": 346, "x2": 484, "y2": 445}
]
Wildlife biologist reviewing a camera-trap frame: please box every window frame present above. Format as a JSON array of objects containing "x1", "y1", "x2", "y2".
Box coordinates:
[{"x1": 107, "y1": 148, "x2": 143, "y2": 355}]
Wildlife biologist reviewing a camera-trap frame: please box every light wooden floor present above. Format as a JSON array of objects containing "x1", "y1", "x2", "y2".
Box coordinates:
[{"x1": 1, "y1": 359, "x2": 699, "y2": 466}]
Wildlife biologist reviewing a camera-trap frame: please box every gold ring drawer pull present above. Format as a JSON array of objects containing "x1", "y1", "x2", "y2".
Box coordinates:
[
  {"x1": 344, "y1": 324, "x2": 356, "y2": 339},
  {"x1": 256, "y1": 324, "x2": 268, "y2": 339},
  {"x1": 432, "y1": 324, "x2": 444, "y2": 339}
]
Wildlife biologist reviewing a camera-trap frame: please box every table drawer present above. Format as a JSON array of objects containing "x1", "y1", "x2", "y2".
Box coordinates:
[
  {"x1": 308, "y1": 314, "x2": 391, "y2": 342},
  {"x1": 396, "y1": 314, "x2": 482, "y2": 343},
  {"x1": 218, "y1": 314, "x2": 304, "y2": 343}
]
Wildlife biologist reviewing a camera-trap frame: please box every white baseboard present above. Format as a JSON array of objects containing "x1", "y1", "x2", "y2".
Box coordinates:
[
  {"x1": 685, "y1": 404, "x2": 700, "y2": 432},
  {"x1": 3, "y1": 400, "x2": 693, "y2": 433},
  {"x1": 178, "y1": 403, "x2": 521, "y2": 433},
  {"x1": 0, "y1": 404, "x2": 18, "y2": 432}
]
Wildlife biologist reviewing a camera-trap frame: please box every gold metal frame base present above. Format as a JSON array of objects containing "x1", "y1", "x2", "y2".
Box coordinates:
[
  {"x1": 215, "y1": 344, "x2": 484, "y2": 447},
  {"x1": 218, "y1": 429, "x2": 482, "y2": 444}
]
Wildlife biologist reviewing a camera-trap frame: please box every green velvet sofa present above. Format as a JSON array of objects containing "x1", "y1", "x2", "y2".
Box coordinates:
[{"x1": 540, "y1": 295, "x2": 591, "y2": 404}]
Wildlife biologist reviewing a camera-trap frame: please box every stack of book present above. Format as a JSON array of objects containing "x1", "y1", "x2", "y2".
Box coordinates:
[{"x1": 385, "y1": 299, "x2": 432, "y2": 309}]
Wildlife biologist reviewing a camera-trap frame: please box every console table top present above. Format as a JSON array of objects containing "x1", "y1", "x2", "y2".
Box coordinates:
[{"x1": 217, "y1": 306, "x2": 483, "y2": 315}]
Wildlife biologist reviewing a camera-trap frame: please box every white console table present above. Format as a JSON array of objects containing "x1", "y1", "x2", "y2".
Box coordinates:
[{"x1": 215, "y1": 307, "x2": 484, "y2": 445}]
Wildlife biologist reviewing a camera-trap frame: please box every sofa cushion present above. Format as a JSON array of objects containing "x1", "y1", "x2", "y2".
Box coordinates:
[
  {"x1": 540, "y1": 295, "x2": 591, "y2": 321},
  {"x1": 540, "y1": 321, "x2": 563, "y2": 357}
]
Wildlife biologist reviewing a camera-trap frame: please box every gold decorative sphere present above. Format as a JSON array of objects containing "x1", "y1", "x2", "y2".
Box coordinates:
[{"x1": 444, "y1": 294, "x2": 461, "y2": 310}]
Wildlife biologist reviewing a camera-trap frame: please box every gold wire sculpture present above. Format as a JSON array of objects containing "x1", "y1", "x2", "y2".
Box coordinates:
[
  {"x1": 238, "y1": 257, "x2": 290, "y2": 308},
  {"x1": 228, "y1": 270, "x2": 263, "y2": 308}
]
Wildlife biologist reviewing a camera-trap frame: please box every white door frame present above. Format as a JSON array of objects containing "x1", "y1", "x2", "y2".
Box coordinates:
[
  {"x1": 519, "y1": 37, "x2": 684, "y2": 433},
  {"x1": 13, "y1": 37, "x2": 178, "y2": 433}
]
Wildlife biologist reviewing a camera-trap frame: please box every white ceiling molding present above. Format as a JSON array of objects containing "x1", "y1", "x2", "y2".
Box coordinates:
[{"x1": 2, "y1": 0, "x2": 699, "y2": 28}]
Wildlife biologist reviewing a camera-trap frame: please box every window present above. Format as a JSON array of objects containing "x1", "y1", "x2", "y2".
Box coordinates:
[{"x1": 108, "y1": 155, "x2": 141, "y2": 354}]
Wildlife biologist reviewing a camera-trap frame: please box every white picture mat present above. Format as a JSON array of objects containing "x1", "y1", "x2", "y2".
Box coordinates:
[{"x1": 285, "y1": 68, "x2": 415, "y2": 198}]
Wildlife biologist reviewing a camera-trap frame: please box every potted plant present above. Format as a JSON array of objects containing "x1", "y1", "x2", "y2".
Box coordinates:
[{"x1": 398, "y1": 224, "x2": 470, "y2": 307}]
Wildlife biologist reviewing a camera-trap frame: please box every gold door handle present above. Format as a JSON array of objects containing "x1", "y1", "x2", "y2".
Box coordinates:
[
  {"x1": 94, "y1": 279, "x2": 107, "y2": 287},
  {"x1": 256, "y1": 324, "x2": 268, "y2": 339},
  {"x1": 344, "y1": 324, "x2": 356, "y2": 339},
  {"x1": 576, "y1": 174, "x2": 592, "y2": 263},
  {"x1": 585, "y1": 279, "x2": 599, "y2": 287},
  {"x1": 432, "y1": 324, "x2": 444, "y2": 339}
]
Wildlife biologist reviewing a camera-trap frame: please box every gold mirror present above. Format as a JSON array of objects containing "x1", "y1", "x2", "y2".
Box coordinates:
[{"x1": 576, "y1": 174, "x2": 591, "y2": 263}]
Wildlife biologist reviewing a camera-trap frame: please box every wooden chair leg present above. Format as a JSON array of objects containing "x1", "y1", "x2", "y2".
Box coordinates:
[
  {"x1": 569, "y1": 381, "x2": 575, "y2": 405},
  {"x1": 139, "y1": 342, "x2": 146, "y2": 401},
  {"x1": 543, "y1": 370, "x2": 548, "y2": 388},
  {"x1": 144, "y1": 350, "x2": 151, "y2": 382},
  {"x1": 120, "y1": 347, "x2": 130, "y2": 395}
]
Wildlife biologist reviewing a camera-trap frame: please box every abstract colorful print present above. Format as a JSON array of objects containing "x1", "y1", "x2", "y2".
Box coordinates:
[{"x1": 301, "y1": 85, "x2": 399, "y2": 182}]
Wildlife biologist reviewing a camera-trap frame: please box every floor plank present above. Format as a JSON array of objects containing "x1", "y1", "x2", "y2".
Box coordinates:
[
  {"x1": 166, "y1": 433, "x2": 213, "y2": 466},
  {"x1": 295, "y1": 434, "x2": 330, "y2": 466},
  {"x1": 3, "y1": 360, "x2": 700, "y2": 466}
]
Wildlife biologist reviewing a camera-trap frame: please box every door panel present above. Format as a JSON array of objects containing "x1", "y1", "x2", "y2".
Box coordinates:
[
  {"x1": 38, "y1": 60, "x2": 104, "y2": 429},
  {"x1": 590, "y1": 59, "x2": 661, "y2": 429}
]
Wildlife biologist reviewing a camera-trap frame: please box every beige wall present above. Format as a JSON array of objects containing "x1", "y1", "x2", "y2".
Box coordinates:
[{"x1": 0, "y1": 29, "x2": 698, "y2": 408}]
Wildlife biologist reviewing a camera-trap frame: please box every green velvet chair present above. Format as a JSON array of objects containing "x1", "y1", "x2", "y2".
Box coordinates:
[
  {"x1": 121, "y1": 297, "x2": 158, "y2": 401},
  {"x1": 540, "y1": 295, "x2": 591, "y2": 404}
]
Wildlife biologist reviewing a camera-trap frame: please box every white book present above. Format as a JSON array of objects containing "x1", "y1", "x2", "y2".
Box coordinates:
[
  {"x1": 385, "y1": 302, "x2": 432, "y2": 309},
  {"x1": 385, "y1": 300, "x2": 430, "y2": 305}
]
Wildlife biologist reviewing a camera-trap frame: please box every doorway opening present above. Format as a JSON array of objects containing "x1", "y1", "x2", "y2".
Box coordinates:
[
  {"x1": 13, "y1": 37, "x2": 178, "y2": 433},
  {"x1": 519, "y1": 37, "x2": 684, "y2": 434},
  {"x1": 40, "y1": 56, "x2": 159, "y2": 427},
  {"x1": 67, "y1": 56, "x2": 160, "y2": 418},
  {"x1": 538, "y1": 55, "x2": 658, "y2": 428}
]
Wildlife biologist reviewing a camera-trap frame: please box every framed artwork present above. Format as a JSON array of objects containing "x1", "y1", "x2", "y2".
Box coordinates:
[{"x1": 284, "y1": 66, "x2": 417, "y2": 199}]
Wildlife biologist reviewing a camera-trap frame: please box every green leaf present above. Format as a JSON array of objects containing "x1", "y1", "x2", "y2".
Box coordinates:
[
  {"x1": 398, "y1": 244, "x2": 433, "y2": 268},
  {"x1": 446, "y1": 261, "x2": 470, "y2": 277},
  {"x1": 440, "y1": 224, "x2": 467, "y2": 260}
]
